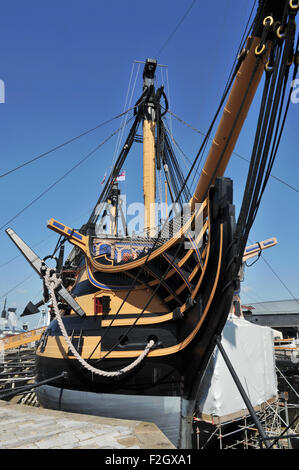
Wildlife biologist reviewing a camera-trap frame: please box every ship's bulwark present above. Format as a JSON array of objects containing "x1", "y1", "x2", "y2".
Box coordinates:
[{"x1": 35, "y1": 177, "x2": 237, "y2": 448}]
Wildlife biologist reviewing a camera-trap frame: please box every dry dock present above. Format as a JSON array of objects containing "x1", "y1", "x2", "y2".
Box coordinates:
[{"x1": 0, "y1": 399, "x2": 175, "y2": 449}]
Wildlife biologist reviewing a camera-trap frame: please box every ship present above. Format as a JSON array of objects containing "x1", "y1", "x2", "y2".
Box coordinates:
[
  {"x1": 0, "y1": 299, "x2": 25, "y2": 339},
  {"x1": 5, "y1": 0, "x2": 299, "y2": 448}
]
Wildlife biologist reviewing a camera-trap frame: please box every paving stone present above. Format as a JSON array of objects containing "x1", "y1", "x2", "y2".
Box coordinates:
[
  {"x1": 17, "y1": 419, "x2": 56, "y2": 430},
  {"x1": 92, "y1": 426, "x2": 121, "y2": 436},
  {"x1": 1, "y1": 430, "x2": 62, "y2": 448},
  {"x1": 58, "y1": 419, "x2": 90, "y2": 427},
  {"x1": 0, "y1": 399, "x2": 175, "y2": 449},
  {"x1": 96, "y1": 435, "x2": 128, "y2": 449},
  {"x1": 75, "y1": 436, "x2": 115, "y2": 448},
  {"x1": 73, "y1": 430, "x2": 96, "y2": 441},
  {"x1": 56, "y1": 422, "x2": 88, "y2": 432},
  {"x1": 59, "y1": 443, "x2": 82, "y2": 449},
  {"x1": 36, "y1": 432, "x2": 80, "y2": 449},
  {"x1": 14, "y1": 423, "x2": 64, "y2": 438},
  {"x1": 116, "y1": 436, "x2": 140, "y2": 447},
  {"x1": 15, "y1": 444, "x2": 39, "y2": 449},
  {"x1": 15, "y1": 420, "x2": 36, "y2": 428},
  {"x1": 1, "y1": 416, "x2": 30, "y2": 427},
  {"x1": 74, "y1": 442, "x2": 101, "y2": 449},
  {"x1": 114, "y1": 425, "x2": 134, "y2": 435},
  {"x1": 0, "y1": 432, "x2": 17, "y2": 442}
]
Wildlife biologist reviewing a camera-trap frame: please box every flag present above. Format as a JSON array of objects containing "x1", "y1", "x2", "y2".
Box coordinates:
[
  {"x1": 116, "y1": 170, "x2": 126, "y2": 182},
  {"x1": 101, "y1": 171, "x2": 107, "y2": 185}
]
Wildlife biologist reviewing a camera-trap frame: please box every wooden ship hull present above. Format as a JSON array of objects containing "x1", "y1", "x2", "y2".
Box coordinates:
[
  {"x1": 6, "y1": 0, "x2": 298, "y2": 448},
  {"x1": 34, "y1": 178, "x2": 235, "y2": 447}
]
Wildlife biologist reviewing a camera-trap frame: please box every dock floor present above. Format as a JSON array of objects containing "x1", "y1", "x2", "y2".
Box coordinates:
[{"x1": 0, "y1": 400, "x2": 175, "y2": 449}]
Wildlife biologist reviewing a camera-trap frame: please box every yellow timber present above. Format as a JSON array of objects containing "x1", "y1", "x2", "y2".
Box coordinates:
[
  {"x1": 143, "y1": 119, "x2": 156, "y2": 236},
  {"x1": 109, "y1": 202, "x2": 117, "y2": 236},
  {"x1": 0, "y1": 327, "x2": 46, "y2": 351},
  {"x1": 191, "y1": 36, "x2": 270, "y2": 208}
]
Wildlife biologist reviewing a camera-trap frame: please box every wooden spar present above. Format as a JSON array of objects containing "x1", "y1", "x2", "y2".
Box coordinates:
[
  {"x1": 165, "y1": 180, "x2": 168, "y2": 218},
  {"x1": 109, "y1": 203, "x2": 117, "y2": 236},
  {"x1": 190, "y1": 36, "x2": 270, "y2": 209},
  {"x1": 143, "y1": 119, "x2": 156, "y2": 236},
  {"x1": 142, "y1": 59, "x2": 157, "y2": 237}
]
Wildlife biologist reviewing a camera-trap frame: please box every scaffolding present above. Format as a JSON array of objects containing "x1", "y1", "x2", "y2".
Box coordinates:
[
  {"x1": 193, "y1": 388, "x2": 299, "y2": 449},
  {"x1": 0, "y1": 345, "x2": 39, "y2": 407}
]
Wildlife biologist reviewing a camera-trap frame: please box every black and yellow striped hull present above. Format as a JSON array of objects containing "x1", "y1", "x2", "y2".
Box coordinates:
[{"x1": 35, "y1": 177, "x2": 237, "y2": 447}]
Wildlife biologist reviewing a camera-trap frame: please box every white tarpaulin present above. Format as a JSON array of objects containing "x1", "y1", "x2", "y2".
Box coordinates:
[{"x1": 197, "y1": 315, "x2": 277, "y2": 421}]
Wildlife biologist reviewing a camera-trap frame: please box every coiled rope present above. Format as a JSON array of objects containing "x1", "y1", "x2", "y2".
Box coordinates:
[{"x1": 44, "y1": 268, "x2": 155, "y2": 378}]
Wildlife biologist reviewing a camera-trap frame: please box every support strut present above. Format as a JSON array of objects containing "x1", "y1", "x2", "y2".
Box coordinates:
[
  {"x1": 0, "y1": 372, "x2": 68, "y2": 400},
  {"x1": 215, "y1": 335, "x2": 272, "y2": 449}
]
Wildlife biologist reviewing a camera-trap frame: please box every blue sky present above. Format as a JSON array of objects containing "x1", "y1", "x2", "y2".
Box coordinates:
[{"x1": 0, "y1": 0, "x2": 298, "y2": 329}]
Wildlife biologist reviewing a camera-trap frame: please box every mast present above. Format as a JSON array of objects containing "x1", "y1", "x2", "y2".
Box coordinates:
[
  {"x1": 1, "y1": 298, "x2": 7, "y2": 319},
  {"x1": 190, "y1": 0, "x2": 288, "y2": 209},
  {"x1": 108, "y1": 180, "x2": 120, "y2": 236},
  {"x1": 142, "y1": 59, "x2": 157, "y2": 237}
]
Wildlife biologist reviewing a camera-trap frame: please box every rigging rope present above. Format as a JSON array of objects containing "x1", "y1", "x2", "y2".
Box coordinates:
[
  {"x1": 0, "y1": 273, "x2": 35, "y2": 300},
  {"x1": 112, "y1": 63, "x2": 141, "y2": 168},
  {"x1": 233, "y1": 11, "x2": 298, "y2": 275},
  {"x1": 13, "y1": 2, "x2": 298, "y2": 369},
  {"x1": 167, "y1": 58, "x2": 240, "y2": 206},
  {"x1": 88, "y1": 111, "x2": 143, "y2": 225},
  {"x1": 0, "y1": 116, "x2": 135, "y2": 232},
  {"x1": 165, "y1": 107, "x2": 299, "y2": 194},
  {"x1": 93, "y1": 1, "x2": 299, "y2": 367},
  {"x1": 260, "y1": 253, "x2": 299, "y2": 305},
  {"x1": 86, "y1": 89, "x2": 190, "y2": 361},
  {"x1": 90, "y1": 234, "x2": 184, "y2": 363},
  {"x1": 162, "y1": 119, "x2": 194, "y2": 173},
  {"x1": 80, "y1": 24, "x2": 243, "y2": 361},
  {"x1": 202, "y1": 57, "x2": 262, "y2": 203},
  {"x1": 0, "y1": 107, "x2": 136, "y2": 180},
  {"x1": 155, "y1": 0, "x2": 197, "y2": 58}
]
